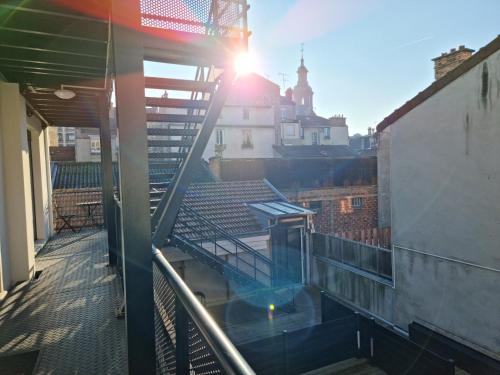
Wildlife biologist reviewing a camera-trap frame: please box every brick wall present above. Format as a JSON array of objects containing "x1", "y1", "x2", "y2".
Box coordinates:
[
  {"x1": 433, "y1": 45, "x2": 474, "y2": 80},
  {"x1": 284, "y1": 185, "x2": 378, "y2": 235}
]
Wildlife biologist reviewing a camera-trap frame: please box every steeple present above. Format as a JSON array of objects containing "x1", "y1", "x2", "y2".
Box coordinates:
[{"x1": 293, "y1": 43, "x2": 313, "y2": 115}]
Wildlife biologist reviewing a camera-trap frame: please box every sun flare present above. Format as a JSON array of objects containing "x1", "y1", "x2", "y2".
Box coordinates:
[{"x1": 234, "y1": 52, "x2": 256, "y2": 76}]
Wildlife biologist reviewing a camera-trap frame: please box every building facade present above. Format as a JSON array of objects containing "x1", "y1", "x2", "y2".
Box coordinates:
[
  {"x1": 203, "y1": 73, "x2": 281, "y2": 160},
  {"x1": 377, "y1": 37, "x2": 500, "y2": 357}
]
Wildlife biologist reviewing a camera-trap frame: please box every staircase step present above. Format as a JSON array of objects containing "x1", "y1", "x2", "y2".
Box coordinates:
[
  {"x1": 149, "y1": 162, "x2": 179, "y2": 169},
  {"x1": 148, "y1": 139, "x2": 193, "y2": 148},
  {"x1": 144, "y1": 77, "x2": 215, "y2": 92},
  {"x1": 148, "y1": 152, "x2": 188, "y2": 159},
  {"x1": 301, "y1": 358, "x2": 371, "y2": 375},
  {"x1": 147, "y1": 113, "x2": 204, "y2": 123},
  {"x1": 146, "y1": 97, "x2": 209, "y2": 109},
  {"x1": 147, "y1": 128, "x2": 198, "y2": 137},
  {"x1": 149, "y1": 182, "x2": 169, "y2": 189}
]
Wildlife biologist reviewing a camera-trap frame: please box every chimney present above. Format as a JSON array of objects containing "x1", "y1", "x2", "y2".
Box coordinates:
[{"x1": 432, "y1": 45, "x2": 475, "y2": 80}]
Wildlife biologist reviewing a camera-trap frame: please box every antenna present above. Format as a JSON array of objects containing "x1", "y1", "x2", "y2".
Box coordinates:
[
  {"x1": 277, "y1": 72, "x2": 289, "y2": 91},
  {"x1": 301, "y1": 43, "x2": 304, "y2": 60}
]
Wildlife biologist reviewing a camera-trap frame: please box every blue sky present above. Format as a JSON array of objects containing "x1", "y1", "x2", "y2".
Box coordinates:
[{"x1": 246, "y1": 0, "x2": 500, "y2": 134}]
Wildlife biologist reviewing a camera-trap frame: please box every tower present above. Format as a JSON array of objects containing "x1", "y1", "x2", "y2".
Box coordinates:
[{"x1": 293, "y1": 44, "x2": 314, "y2": 116}]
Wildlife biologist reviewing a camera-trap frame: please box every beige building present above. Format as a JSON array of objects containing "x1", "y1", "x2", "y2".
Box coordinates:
[
  {"x1": 0, "y1": 81, "x2": 53, "y2": 297},
  {"x1": 203, "y1": 73, "x2": 281, "y2": 160}
]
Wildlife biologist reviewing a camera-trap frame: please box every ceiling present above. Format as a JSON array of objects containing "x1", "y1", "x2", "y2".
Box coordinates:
[{"x1": 0, "y1": 1, "x2": 111, "y2": 127}]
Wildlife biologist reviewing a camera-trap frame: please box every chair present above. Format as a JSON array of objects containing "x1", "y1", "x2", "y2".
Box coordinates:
[{"x1": 54, "y1": 201, "x2": 77, "y2": 234}]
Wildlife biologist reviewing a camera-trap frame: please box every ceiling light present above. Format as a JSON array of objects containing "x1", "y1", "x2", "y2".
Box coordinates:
[{"x1": 54, "y1": 89, "x2": 76, "y2": 100}]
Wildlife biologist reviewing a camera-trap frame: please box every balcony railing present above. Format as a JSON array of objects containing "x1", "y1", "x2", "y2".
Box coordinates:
[
  {"x1": 112, "y1": 198, "x2": 254, "y2": 374},
  {"x1": 153, "y1": 247, "x2": 255, "y2": 375},
  {"x1": 312, "y1": 233, "x2": 393, "y2": 280}
]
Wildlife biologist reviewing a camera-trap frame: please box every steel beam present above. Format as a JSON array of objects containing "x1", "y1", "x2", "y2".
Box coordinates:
[
  {"x1": 151, "y1": 70, "x2": 235, "y2": 247},
  {"x1": 99, "y1": 97, "x2": 117, "y2": 266},
  {"x1": 111, "y1": 0, "x2": 155, "y2": 373}
]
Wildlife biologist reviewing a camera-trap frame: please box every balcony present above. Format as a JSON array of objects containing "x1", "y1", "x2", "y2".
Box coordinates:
[{"x1": 0, "y1": 230, "x2": 127, "y2": 374}]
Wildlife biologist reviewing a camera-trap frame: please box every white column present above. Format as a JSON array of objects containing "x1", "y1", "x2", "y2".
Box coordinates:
[{"x1": 0, "y1": 82, "x2": 35, "y2": 285}]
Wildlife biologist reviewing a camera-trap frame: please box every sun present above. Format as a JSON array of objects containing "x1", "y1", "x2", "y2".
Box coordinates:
[{"x1": 234, "y1": 52, "x2": 256, "y2": 76}]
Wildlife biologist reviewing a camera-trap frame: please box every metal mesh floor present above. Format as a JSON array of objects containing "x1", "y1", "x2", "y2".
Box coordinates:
[{"x1": 0, "y1": 229, "x2": 127, "y2": 375}]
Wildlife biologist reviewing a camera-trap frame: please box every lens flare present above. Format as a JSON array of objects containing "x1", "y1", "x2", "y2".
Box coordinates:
[{"x1": 234, "y1": 52, "x2": 255, "y2": 76}]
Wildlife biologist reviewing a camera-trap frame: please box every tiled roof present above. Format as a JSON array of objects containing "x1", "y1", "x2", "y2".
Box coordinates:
[
  {"x1": 273, "y1": 145, "x2": 355, "y2": 158},
  {"x1": 52, "y1": 162, "x2": 120, "y2": 189},
  {"x1": 51, "y1": 161, "x2": 214, "y2": 189},
  {"x1": 377, "y1": 35, "x2": 500, "y2": 132},
  {"x1": 175, "y1": 180, "x2": 284, "y2": 238}
]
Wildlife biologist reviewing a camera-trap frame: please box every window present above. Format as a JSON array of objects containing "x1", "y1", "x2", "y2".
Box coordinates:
[
  {"x1": 299, "y1": 127, "x2": 304, "y2": 139},
  {"x1": 242, "y1": 129, "x2": 253, "y2": 148},
  {"x1": 351, "y1": 197, "x2": 363, "y2": 209},
  {"x1": 243, "y1": 107, "x2": 250, "y2": 120},
  {"x1": 312, "y1": 132, "x2": 319, "y2": 145},
  {"x1": 285, "y1": 125, "x2": 295, "y2": 137},
  {"x1": 90, "y1": 136, "x2": 101, "y2": 154},
  {"x1": 323, "y1": 127, "x2": 331, "y2": 139},
  {"x1": 280, "y1": 108, "x2": 287, "y2": 120},
  {"x1": 215, "y1": 129, "x2": 224, "y2": 145}
]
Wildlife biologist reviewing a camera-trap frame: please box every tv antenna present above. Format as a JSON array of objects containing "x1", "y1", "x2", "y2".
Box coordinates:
[{"x1": 277, "y1": 72, "x2": 289, "y2": 91}]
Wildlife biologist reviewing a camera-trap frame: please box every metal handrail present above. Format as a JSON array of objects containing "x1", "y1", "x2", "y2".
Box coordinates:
[
  {"x1": 179, "y1": 203, "x2": 272, "y2": 264},
  {"x1": 153, "y1": 246, "x2": 256, "y2": 375}
]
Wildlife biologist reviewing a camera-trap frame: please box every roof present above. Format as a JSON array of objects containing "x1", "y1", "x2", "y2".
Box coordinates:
[
  {"x1": 51, "y1": 161, "x2": 214, "y2": 189},
  {"x1": 248, "y1": 201, "x2": 314, "y2": 219},
  {"x1": 273, "y1": 145, "x2": 355, "y2": 159},
  {"x1": 377, "y1": 35, "x2": 500, "y2": 133},
  {"x1": 297, "y1": 114, "x2": 331, "y2": 127},
  {"x1": 175, "y1": 180, "x2": 285, "y2": 238}
]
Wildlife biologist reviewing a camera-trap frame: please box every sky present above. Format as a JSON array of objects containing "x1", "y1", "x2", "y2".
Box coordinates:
[{"x1": 245, "y1": 0, "x2": 500, "y2": 135}]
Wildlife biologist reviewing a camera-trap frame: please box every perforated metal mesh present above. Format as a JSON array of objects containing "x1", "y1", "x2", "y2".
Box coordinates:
[
  {"x1": 188, "y1": 320, "x2": 225, "y2": 374},
  {"x1": 140, "y1": 0, "x2": 246, "y2": 37},
  {"x1": 154, "y1": 263, "x2": 177, "y2": 375},
  {"x1": 153, "y1": 262, "x2": 228, "y2": 374}
]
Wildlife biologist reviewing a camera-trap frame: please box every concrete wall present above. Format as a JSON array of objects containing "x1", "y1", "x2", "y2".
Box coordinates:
[
  {"x1": 389, "y1": 49, "x2": 500, "y2": 355},
  {"x1": 311, "y1": 256, "x2": 394, "y2": 323}
]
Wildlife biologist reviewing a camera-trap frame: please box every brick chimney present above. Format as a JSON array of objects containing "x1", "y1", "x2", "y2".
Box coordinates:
[{"x1": 432, "y1": 45, "x2": 475, "y2": 80}]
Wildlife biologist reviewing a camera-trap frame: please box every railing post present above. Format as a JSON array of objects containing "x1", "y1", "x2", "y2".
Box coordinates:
[
  {"x1": 355, "y1": 312, "x2": 362, "y2": 358},
  {"x1": 369, "y1": 317, "x2": 375, "y2": 358},
  {"x1": 175, "y1": 296, "x2": 190, "y2": 375},
  {"x1": 282, "y1": 330, "x2": 289, "y2": 375}
]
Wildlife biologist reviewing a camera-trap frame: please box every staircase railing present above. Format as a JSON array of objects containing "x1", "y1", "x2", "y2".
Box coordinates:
[
  {"x1": 174, "y1": 203, "x2": 273, "y2": 287},
  {"x1": 153, "y1": 246, "x2": 255, "y2": 375}
]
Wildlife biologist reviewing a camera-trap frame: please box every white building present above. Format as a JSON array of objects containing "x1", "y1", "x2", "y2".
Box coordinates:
[
  {"x1": 377, "y1": 37, "x2": 500, "y2": 357},
  {"x1": 280, "y1": 56, "x2": 349, "y2": 147},
  {"x1": 203, "y1": 73, "x2": 281, "y2": 160}
]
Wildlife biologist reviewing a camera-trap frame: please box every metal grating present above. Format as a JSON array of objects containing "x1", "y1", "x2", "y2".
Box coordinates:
[
  {"x1": 153, "y1": 262, "x2": 230, "y2": 375},
  {"x1": 154, "y1": 263, "x2": 177, "y2": 375},
  {"x1": 140, "y1": 0, "x2": 246, "y2": 37}
]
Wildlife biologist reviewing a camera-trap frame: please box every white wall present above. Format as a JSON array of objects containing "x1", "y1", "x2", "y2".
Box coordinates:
[
  {"x1": 203, "y1": 105, "x2": 277, "y2": 159},
  {"x1": 0, "y1": 82, "x2": 35, "y2": 290},
  {"x1": 388, "y1": 49, "x2": 500, "y2": 355},
  {"x1": 282, "y1": 126, "x2": 349, "y2": 146}
]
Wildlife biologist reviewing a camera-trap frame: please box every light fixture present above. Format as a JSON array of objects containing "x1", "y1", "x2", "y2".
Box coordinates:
[{"x1": 54, "y1": 89, "x2": 76, "y2": 100}]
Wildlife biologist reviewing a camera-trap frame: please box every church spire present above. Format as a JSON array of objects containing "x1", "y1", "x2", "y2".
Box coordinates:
[{"x1": 293, "y1": 43, "x2": 313, "y2": 115}]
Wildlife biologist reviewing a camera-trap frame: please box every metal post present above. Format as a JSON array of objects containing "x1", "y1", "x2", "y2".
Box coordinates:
[
  {"x1": 282, "y1": 330, "x2": 289, "y2": 375},
  {"x1": 99, "y1": 97, "x2": 117, "y2": 266},
  {"x1": 354, "y1": 312, "x2": 362, "y2": 357},
  {"x1": 111, "y1": 1, "x2": 155, "y2": 373},
  {"x1": 175, "y1": 297, "x2": 190, "y2": 375}
]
